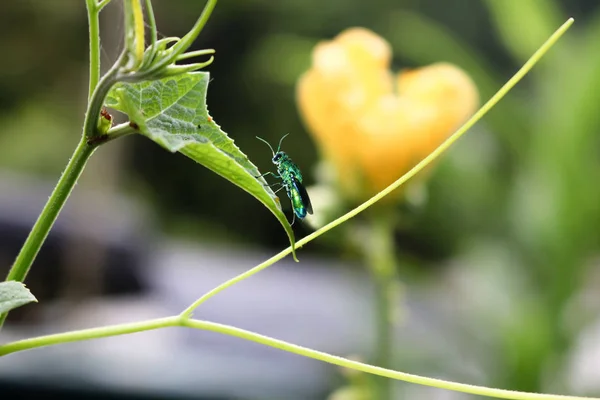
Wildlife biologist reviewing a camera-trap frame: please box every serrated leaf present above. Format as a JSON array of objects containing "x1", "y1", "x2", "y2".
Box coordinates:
[
  {"x1": 106, "y1": 72, "x2": 297, "y2": 260},
  {"x1": 0, "y1": 281, "x2": 37, "y2": 314}
]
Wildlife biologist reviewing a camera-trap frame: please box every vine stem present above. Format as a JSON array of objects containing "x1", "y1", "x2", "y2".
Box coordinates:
[
  {"x1": 139, "y1": 0, "x2": 158, "y2": 70},
  {"x1": 0, "y1": 318, "x2": 594, "y2": 400},
  {"x1": 0, "y1": 317, "x2": 180, "y2": 354}
]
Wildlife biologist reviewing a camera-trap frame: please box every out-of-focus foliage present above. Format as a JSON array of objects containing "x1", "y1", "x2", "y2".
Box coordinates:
[{"x1": 0, "y1": 1, "x2": 85, "y2": 176}]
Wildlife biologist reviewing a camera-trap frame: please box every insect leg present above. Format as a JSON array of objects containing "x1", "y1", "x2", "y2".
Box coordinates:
[
  {"x1": 255, "y1": 171, "x2": 279, "y2": 179},
  {"x1": 261, "y1": 181, "x2": 283, "y2": 189}
]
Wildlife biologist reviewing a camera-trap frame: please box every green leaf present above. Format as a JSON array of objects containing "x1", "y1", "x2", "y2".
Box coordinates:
[
  {"x1": 0, "y1": 281, "x2": 37, "y2": 314},
  {"x1": 105, "y1": 72, "x2": 298, "y2": 260}
]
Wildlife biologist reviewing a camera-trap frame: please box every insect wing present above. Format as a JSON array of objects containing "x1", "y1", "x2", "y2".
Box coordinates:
[{"x1": 292, "y1": 176, "x2": 313, "y2": 215}]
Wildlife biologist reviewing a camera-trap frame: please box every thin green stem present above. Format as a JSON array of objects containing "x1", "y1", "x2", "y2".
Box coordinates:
[
  {"x1": 106, "y1": 122, "x2": 137, "y2": 141},
  {"x1": 160, "y1": 0, "x2": 217, "y2": 62},
  {"x1": 145, "y1": 0, "x2": 157, "y2": 49},
  {"x1": 86, "y1": 0, "x2": 101, "y2": 98},
  {"x1": 365, "y1": 213, "x2": 400, "y2": 400},
  {"x1": 83, "y1": 51, "x2": 123, "y2": 140},
  {"x1": 176, "y1": 49, "x2": 215, "y2": 61},
  {"x1": 1, "y1": 317, "x2": 594, "y2": 400},
  {"x1": 183, "y1": 320, "x2": 592, "y2": 400},
  {"x1": 0, "y1": 317, "x2": 180, "y2": 356},
  {"x1": 180, "y1": 253, "x2": 279, "y2": 317},
  {"x1": 97, "y1": 0, "x2": 113, "y2": 11},
  {"x1": 4, "y1": 138, "x2": 96, "y2": 283},
  {"x1": 0, "y1": 138, "x2": 97, "y2": 328},
  {"x1": 86, "y1": 122, "x2": 137, "y2": 147},
  {"x1": 139, "y1": 0, "x2": 158, "y2": 69},
  {"x1": 163, "y1": 57, "x2": 215, "y2": 76},
  {"x1": 181, "y1": 17, "x2": 574, "y2": 319}
]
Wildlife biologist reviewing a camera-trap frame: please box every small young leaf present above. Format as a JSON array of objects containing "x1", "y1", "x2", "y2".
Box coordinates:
[
  {"x1": 0, "y1": 281, "x2": 37, "y2": 314},
  {"x1": 106, "y1": 72, "x2": 298, "y2": 259}
]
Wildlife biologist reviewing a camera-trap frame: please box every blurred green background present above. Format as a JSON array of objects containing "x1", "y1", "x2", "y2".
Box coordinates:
[{"x1": 0, "y1": 0, "x2": 599, "y2": 399}]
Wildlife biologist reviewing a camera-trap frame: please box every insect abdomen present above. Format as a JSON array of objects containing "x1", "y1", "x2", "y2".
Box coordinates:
[{"x1": 290, "y1": 188, "x2": 307, "y2": 219}]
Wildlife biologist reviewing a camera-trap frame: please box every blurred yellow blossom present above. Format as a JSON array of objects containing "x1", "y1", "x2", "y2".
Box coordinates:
[{"x1": 297, "y1": 27, "x2": 479, "y2": 201}]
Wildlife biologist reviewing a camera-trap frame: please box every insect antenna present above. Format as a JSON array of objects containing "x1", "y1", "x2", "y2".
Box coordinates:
[
  {"x1": 276, "y1": 133, "x2": 290, "y2": 152},
  {"x1": 256, "y1": 136, "x2": 275, "y2": 156}
]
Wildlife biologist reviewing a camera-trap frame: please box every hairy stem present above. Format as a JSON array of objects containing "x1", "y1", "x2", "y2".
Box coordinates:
[
  {"x1": 0, "y1": 138, "x2": 97, "y2": 328},
  {"x1": 82, "y1": 53, "x2": 122, "y2": 140},
  {"x1": 139, "y1": 0, "x2": 158, "y2": 69},
  {"x1": 86, "y1": 0, "x2": 101, "y2": 98}
]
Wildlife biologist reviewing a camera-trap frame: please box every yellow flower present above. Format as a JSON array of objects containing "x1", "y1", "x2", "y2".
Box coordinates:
[{"x1": 297, "y1": 28, "x2": 479, "y2": 201}]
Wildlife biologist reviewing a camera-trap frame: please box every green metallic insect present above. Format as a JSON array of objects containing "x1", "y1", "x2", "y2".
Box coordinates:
[{"x1": 256, "y1": 134, "x2": 313, "y2": 224}]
